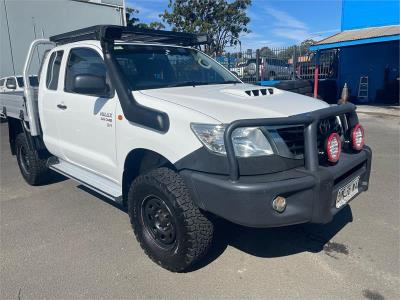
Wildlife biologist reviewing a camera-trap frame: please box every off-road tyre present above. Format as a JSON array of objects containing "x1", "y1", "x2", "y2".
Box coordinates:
[
  {"x1": 15, "y1": 133, "x2": 49, "y2": 185},
  {"x1": 128, "y1": 167, "x2": 214, "y2": 272}
]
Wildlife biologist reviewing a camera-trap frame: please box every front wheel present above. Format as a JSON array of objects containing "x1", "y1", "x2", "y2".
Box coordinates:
[{"x1": 128, "y1": 168, "x2": 214, "y2": 272}]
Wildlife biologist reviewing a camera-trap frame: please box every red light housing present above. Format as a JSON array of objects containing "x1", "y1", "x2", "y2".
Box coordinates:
[
  {"x1": 326, "y1": 132, "x2": 342, "y2": 163},
  {"x1": 351, "y1": 124, "x2": 365, "y2": 151}
]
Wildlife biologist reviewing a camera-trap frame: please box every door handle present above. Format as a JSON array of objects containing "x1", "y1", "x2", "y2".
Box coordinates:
[{"x1": 57, "y1": 104, "x2": 67, "y2": 110}]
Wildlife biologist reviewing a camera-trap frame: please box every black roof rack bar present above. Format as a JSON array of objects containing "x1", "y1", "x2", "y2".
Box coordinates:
[{"x1": 49, "y1": 25, "x2": 209, "y2": 46}]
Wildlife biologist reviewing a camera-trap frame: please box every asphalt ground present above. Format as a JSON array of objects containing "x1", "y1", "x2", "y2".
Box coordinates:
[{"x1": 1, "y1": 112, "x2": 399, "y2": 299}]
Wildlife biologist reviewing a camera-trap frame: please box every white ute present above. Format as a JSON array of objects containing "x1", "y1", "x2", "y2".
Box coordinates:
[{"x1": 0, "y1": 25, "x2": 372, "y2": 272}]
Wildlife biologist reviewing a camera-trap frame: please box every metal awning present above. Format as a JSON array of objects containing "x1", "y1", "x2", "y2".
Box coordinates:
[{"x1": 310, "y1": 25, "x2": 400, "y2": 51}]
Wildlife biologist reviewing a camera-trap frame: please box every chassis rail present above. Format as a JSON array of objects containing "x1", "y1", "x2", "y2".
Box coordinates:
[{"x1": 224, "y1": 103, "x2": 359, "y2": 181}]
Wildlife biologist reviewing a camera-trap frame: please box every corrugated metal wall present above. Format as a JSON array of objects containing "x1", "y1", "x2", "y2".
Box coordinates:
[
  {"x1": 0, "y1": 0, "x2": 124, "y2": 78},
  {"x1": 338, "y1": 41, "x2": 399, "y2": 103}
]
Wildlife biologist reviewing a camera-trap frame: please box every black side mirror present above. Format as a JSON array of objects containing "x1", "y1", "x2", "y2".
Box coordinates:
[
  {"x1": 6, "y1": 82, "x2": 16, "y2": 90},
  {"x1": 72, "y1": 74, "x2": 108, "y2": 96}
]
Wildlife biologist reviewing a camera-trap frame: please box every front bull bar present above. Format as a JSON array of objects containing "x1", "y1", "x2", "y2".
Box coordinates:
[{"x1": 223, "y1": 103, "x2": 359, "y2": 181}]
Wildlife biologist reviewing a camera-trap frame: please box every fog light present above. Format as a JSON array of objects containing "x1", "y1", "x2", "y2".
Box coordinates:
[
  {"x1": 272, "y1": 196, "x2": 286, "y2": 213},
  {"x1": 325, "y1": 132, "x2": 342, "y2": 163},
  {"x1": 351, "y1": 124, "x2": 365, "y2": 151}
]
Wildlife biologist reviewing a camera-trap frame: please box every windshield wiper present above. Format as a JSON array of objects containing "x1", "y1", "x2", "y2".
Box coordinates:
[
  {"x1": 213, "y1": 80, "x2": 240, "y2": 85},
  {"x1": 167, "y1": 81, "x2": 209, "y2": 87},
  {"x1": 166, "y1": 80, "x2": 240, "y2": 88}
]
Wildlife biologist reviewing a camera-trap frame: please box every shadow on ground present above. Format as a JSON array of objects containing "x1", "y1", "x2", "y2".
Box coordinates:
[
  {"x1": 77, "y1": 184, "x2": 353, "y2": 272},
  {"x1": 46, "y1": 171, "x2": 69, "y2": 185},
  {"x1": 190, "y1": 206, "x2": 353, "y2": 271}
]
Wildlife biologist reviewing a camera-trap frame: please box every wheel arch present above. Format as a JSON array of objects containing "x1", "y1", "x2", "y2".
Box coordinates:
[{"x1": 122, "y1": 148, "x2": 175, "y2": 206}]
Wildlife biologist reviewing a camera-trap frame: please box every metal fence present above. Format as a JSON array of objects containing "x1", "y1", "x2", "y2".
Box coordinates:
[{"x1": 216, "y1": 46, "x2": 338, "y2": 84}]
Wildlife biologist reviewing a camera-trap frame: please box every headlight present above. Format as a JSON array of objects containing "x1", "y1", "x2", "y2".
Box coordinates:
[{"x1": 191, "y1": 123, "x2": 274, "y2": 157}]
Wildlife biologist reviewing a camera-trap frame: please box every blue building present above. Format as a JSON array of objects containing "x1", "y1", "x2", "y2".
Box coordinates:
[{"x1": 311, "y1": 0, "x2": 399, "y2": 104}]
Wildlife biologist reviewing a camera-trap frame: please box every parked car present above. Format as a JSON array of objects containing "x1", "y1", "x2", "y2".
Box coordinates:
[
  {"x1": 263, "y1": 58, "x2": 294, "y2": 80},
  {"x1": 231, "y1": 58, "x2": 294, "y2": 80},
  {"x1": 0, "y1": 25, "x2": 372, "y2": 272},
  {"x1": 0, "y1": 75, "x2": 38, "y2": 93},
  {"x1": 230, "y1": 58, "x2": 262, "y2": 78}
]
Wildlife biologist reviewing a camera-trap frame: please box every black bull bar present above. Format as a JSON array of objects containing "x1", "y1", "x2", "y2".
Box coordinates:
[{"x1": 223, "y1": 103, "x2": 359, "y2": 181}]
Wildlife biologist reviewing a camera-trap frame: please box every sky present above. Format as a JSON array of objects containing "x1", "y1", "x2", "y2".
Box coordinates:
[{"x1": 126, "y1": 0, "x2": 342, "y2": 50}]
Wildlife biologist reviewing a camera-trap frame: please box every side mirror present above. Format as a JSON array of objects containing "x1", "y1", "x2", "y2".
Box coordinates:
[
  {"x1": 72, "y1": 74, "x2": 108, "y2": 96},
  {"x1": 6, "y1": 82, "x2": 16, "y2": 90}
]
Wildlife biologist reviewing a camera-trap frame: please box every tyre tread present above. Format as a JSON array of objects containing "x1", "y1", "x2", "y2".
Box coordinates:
[
  {"x1": 15, "y1": 133, "x2": 49, "y2": 185},
  {"x1": 129, "y1": 167, "x2": 213, "y2": 272}
]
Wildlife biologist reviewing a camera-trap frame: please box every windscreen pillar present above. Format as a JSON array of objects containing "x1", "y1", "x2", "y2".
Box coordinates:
[{"x1": 313, "y1": 51, "x2": 320, "y2": 98}]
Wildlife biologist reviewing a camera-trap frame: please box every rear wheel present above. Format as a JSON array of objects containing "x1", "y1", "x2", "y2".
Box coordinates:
[
  {"x1": 15, "y1": 133, "x2": 49, "y2": 185},
  {"x1": 128, "y1": 167, "x2": 214, "y2": 272}
]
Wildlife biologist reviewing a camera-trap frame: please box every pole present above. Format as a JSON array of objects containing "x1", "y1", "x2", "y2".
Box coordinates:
[
  {"x1": 122, "y1": 0, "x2": 127, "y2": 26},
  {"x1": 256, "y1": 49, "x2": 260, "y2": 83},
  {"x1": 313, "y1": 51, "x2": 320, "y2": 98},
  {"x1": 293, "y1": 45, "x2": 297, "y2": 80}
]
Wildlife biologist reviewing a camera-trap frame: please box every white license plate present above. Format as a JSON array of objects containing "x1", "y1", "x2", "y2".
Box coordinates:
[{"x1": 336, "y1": 176, "x2": 360, "y2": 208}]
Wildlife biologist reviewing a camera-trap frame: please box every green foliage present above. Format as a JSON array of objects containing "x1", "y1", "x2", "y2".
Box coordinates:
[
  {"x1": 260, "y1": 47, "x2": 277, "y2": 58},
  {"x1": 135, "y1": 22, "x2": 166, "y2": 30},
  {"x1": 161, "y1": 0, "x2": 251, "y2": 55},
  {"x1": 126, "y1": 7, "x2": 140, "y2": 26},
  {"x1": 126, "y1": 7, "x2": 165, "y2": 30}
]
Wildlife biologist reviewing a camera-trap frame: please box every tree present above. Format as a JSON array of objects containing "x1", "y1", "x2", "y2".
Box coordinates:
[
  {"x1": 259, "y1": 46, "x2": 277, "y2": 58},
  {"x1": 161, "y1": 0, "x2": 251, "y2": 55},
  {"x1": 134, "y1": 22, "x2": 166, "y2": 30},
  {"x1": 126, "y1": 7, "x2": 140, "y2": 26},
  {"x1": 126, "y1": 7, "x2": 165, "y2": 30},
  {"x1": 299, "y1": 39, "x2": 316, "y2": 55}
]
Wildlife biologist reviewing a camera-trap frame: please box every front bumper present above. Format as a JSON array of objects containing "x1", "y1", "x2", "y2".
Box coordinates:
[{"x1": 180, "y1": 146, "x2": 372, "y2": 228}]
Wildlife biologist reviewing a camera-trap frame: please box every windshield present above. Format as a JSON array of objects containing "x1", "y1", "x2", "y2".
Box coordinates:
[
  {"x1": 16, "y1": 76, "x2": 39, "y2": 87},
  {"x1": 113, "y1": 44, "x2": 240, "y2": 90}
]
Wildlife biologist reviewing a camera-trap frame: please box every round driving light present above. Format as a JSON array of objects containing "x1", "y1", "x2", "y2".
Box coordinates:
[
  {"x1": 326, "y1": 132, "x2": 342, "y2": 163},
  {"x1": 351, "y1": 124, "x2": 365, "y2": 151},
  {"x1": 272, "y1": 196, "x2": 286, "y2": 213}
]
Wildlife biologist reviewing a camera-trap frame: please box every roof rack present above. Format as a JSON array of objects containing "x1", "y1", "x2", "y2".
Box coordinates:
[{"x1": 49, "y1": 25, "x2": 209, "y2": 46}]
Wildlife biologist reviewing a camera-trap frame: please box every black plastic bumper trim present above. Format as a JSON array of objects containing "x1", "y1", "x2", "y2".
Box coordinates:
[{"x1": 180, "y1": 146, "x2": 372, "y2": 228}]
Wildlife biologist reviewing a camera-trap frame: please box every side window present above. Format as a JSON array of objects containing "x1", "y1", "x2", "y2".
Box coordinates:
[
  {"x1": 65, "y1": 48, "x2": 110, "y2": 96},
  {"x1": 46, "y1": 50, "x2": 64, "y2": 90},
  {"x1": 0, "y1": 79, "x2": 4, "y2": 86},
  {"x1": 6, "y1": 77, "x2": 16, "y2": 87}
]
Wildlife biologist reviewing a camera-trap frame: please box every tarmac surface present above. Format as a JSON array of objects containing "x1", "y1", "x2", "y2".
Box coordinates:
[{"x1": 1, "y1": 111, "x2": 399, "y2": 299}]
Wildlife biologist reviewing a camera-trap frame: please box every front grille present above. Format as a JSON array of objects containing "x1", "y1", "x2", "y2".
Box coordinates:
[
  {"x1": 276, "y1": 125, "x2": 305, "y2": 156},
  {"x1": 274, "y1": 116, "x2": 344, "y2": 159}
]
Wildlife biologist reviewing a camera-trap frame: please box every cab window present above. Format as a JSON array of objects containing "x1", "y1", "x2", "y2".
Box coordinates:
[
  {"x1": 46, "y1": 51, "x2": 64, "y2": 90},
  {"x1": 6, "y1": 77, "x2": 16, "y2": 88}
]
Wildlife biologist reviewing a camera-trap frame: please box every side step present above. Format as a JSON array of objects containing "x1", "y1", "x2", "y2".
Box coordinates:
[{"x1": 49, "y1": 159, "x2": 123, "y2": 204}]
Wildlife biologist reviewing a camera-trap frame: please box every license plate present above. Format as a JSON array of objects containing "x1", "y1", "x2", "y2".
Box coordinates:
[{"x1": 336, "y1": 176, "x2": 360, "y2": 208}]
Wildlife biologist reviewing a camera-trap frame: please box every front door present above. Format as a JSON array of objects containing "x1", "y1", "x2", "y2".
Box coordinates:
[{"x1": 56, "y1": 46, "x2": 118, "y2": 181}]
